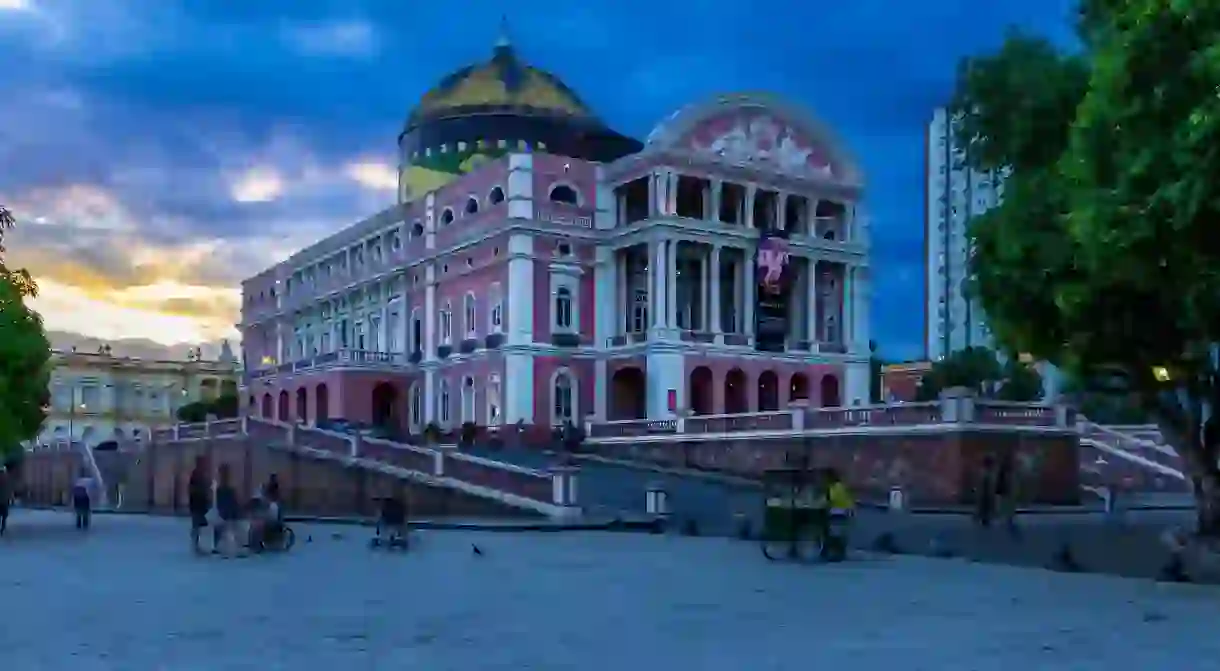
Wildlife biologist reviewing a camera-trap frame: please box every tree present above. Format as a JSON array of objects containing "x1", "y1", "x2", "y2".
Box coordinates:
[
  {"x1": 913, "y1": 346, "x2": 1041, "y2": 402},
  {"x1": 951, "y1": 4, "x2": 1220, "y2": 536},
  {"x1": 176, "y1": 392, "x2": 239, "y2": 423},
  {"x1": 0, "y1": 205, "x2": 52, "y2": 463}
]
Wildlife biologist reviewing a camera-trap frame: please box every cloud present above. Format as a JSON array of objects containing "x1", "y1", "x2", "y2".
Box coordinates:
[
  {"x1": 229, "y1": 167, "x2": 285, "y2": 203},
  {"x1": 0, "y1": 0, "x2": 32, "y2": 11},
  {"x1": 281, "y1": 19, "x2": 378, "y2": 57},
  {"x1": 343, "y1": 160, "x2": 397, "y2": 191}
]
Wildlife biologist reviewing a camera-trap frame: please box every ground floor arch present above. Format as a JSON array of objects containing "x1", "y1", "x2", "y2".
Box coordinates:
[
  {"x1": 372, "y1": 382, "x2": 398, "y2": 429},
  {"x1": 610, "y1": 367, "x2": 647, "y2": 420},
  {"x1": 725, "y1": 368, "x2": 748, "y2": 413},
  {"x1": 689, "y1": 366, "x2": 714, "y2": 415}
]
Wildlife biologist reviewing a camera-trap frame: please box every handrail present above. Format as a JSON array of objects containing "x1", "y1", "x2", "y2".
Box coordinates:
[
  {"x1": 1079, "y1": 421, "x2": 1178, "y2": 457},
  {"x1": 1080, "y1": 437, "x2": 1186, "y2": 480}
]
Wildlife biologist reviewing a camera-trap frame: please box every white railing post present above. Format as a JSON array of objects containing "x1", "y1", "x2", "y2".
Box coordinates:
[
  {"x1": 240, "y1": 416, "x2": 249, "y2": 434},
  {"x1": 1055, "y1": 404, "x2": 1069, "y2": 427},
  {"x1": 286, "y1": 422, "x2": 296, "y2": 446},
  {"x1": 350, "y1": 433, "x2": 363, "y2": 458},
  {"x1": 550, "y1": 465, "x2": 580, "y2": 516},
  {"x1": 172, "y1": 424, "x2": 180, "y2": 440},
  {"x1": 434, "y1": 450, "x2": 445, "y2": 476}
]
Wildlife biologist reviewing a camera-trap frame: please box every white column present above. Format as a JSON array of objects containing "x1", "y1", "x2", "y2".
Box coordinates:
[
  {"x1": 710, "y1": 180, "x2": 722, "y2": 223},
  {"x1": 665, "y1": 171, "x2": 679, "y2": 216},
  {"x1": 504, "y1": 353, "x2": 535, "y2": 422},
  {"x1": 506, "y1": 234, "x2": 535, "y2": 346},
  {"x1": 666, "y1": 241, "x2": 678, "y2": 329},
  {"x1": 777, "y1": 193, "x2": 789, "y2": 231},
  {"x1": 647, "y1": 172, "x2": 658, "y2": 217},
  {"x1": 700, "y1": 246, "x2": 711, "y2": 331},
  {"x1": 709, "y1": 245, "x2": 722, "y2": 334},
  {"x1": 743, "y1": 252, "x2": 756, "y2": 338},
  {"x1": 424, "y1": 264, "x2": 437, "y2": 360},
  {"x1": 594, "y1": 359, "x2": 608, "y2": 420},
  {"x1": 424, "y1": 368, "x2": 436, "y2": 423},
  {"x1": 651, "y1": 240, "x2": 666, "y2": 329},
  {"x1": 853, "y1": 267, "x2": 871, "y2": 353},
  {"x1": 806, "y1": 261, "x2": 819, "y2": 343},
  {"x1": 616, "y1": 252, "x2": 628, "y2": 334},
  {"x1": 594, "y1": 248, "x2": 614, "y2": 346},
  {"x1": 744, "y1": 185, "x2": 757, "y2": 229}
]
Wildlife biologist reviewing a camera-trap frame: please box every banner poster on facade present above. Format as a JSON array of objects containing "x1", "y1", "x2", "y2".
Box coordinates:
[{"x1": 754, "y1": 231, "x2": 792, "y2": 352}]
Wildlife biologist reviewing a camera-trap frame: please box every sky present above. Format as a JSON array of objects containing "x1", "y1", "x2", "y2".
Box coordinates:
[{"x1": 0, "y1": 0, "x2": 1077, "y2": 361}]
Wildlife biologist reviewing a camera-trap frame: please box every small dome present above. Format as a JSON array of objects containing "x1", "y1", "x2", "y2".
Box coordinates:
[{"x1": 404, "y1": 37, "x2": 596, "y2": 133}]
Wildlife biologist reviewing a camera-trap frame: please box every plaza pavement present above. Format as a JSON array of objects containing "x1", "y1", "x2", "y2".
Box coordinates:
[{"x1": 3, "y1": 510, "x2": 1220, "y2": 669}]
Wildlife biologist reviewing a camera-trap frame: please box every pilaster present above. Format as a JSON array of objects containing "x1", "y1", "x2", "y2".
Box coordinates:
[{"x1": 506, "y1": 234, "x2": 535, "y2": 346}]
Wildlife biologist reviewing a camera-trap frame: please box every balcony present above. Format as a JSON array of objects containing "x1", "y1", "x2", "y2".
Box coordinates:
[{"x1": 245, "y1": 349, "x2": 410, "y2": 381}]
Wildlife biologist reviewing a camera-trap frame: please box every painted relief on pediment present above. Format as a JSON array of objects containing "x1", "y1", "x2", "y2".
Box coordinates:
[{"x1": 681, "y1": 109, "x2": 834, "y2": 177}]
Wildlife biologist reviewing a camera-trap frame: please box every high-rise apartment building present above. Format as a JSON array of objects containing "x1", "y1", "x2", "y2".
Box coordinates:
[{"x1": 924, "y1": 107, "x2": 1004, "y2": 361}]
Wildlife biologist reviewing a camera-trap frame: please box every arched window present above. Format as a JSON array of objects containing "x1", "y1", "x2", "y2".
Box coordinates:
[
  {"x1": 463, "y1": 292, "x2": 477, "y2": 338},
  {"x1": 489, "y1": 283, "x2": 503, "y2": 333},
  {"x1": 465, "y1": 197, "x2": 479, "y2": 215},
  {"x1": 552, "y1": 370, "x2": 575, "y2": 426},
  {"x1": 487, "y1": 374, "x2": 502, "y2": 426},
  {"x1": 411, "y1": 221, "x2": 424, "y2": 237},
  {"x1": 440, "y1": 302, "x2": 453, "y2": 344},
  {"x1": 488, "y1": 186, "x2": 505, "y2": 205},
  {"x1": 409, "y1": 384, "x2": 422, "y2": 429},
  {"x1": 549, "y1": 184, "x2": 579, "y2": 205},
  {"x1": 461, "y1": 376, "x2": 476, "y2": 423},
  {"x1": 439, "y1": 380, "x2": 451, "y2": 425},
  {"x1": 555, "y1": 287, "x2": 573, "y2": 330},
  {"x1": 440, "y1": 208, "x2": 455, "y2": 226}
]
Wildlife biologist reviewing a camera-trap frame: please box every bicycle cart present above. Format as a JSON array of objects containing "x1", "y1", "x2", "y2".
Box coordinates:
[{"x1": 760, "y1": 467, "x2": 828, "y2": 562}]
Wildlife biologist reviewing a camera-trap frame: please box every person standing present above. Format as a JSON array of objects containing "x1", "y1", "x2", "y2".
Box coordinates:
[
  {"x1": 975, "y1": 455, "x2": 997, "y2": 529},
  {"x1": 72, "y1": 467, "x2": 94, "y2": 530},
  {"x1": 212, "y1": 464, "x2": 241, "y2": 556},
  {"x1": 187, "y1": 456, "x2": 212, "y2": 554}
]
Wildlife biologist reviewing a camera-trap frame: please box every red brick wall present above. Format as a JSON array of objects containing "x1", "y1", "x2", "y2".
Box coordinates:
[
  {"x1": 591, "y1": 429, "x2": 1080, "y2": 506},
  {"x1": 21, "y1": 437, "x2": 542, "y2": 519}
]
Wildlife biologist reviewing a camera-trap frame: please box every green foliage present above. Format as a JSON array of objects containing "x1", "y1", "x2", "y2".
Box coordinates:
[
  {"x1": 951, "y1": 2, "x2": 1220, "y2": 529},
  {"x1": 176, "y1": 392, "x2": 239, "y2": 423},
  {"x1": 0, "y1": 205, "x2": 52, "y2": 460},
  {"x1": 915, "y1": 347, "x2": 1042, "y2": 402}
]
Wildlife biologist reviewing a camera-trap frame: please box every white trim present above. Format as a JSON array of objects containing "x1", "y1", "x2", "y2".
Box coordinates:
[
  {"x1": 488, "y1": 282, "x2": 504, "y2": 333},
  {"x1": 462, "y1": 291, "x2": 478, "y2": 338},
  {"x1": 408, "y1": 382, "x2": 422, "y2": 430},
  {"x1": 438, "y1": 378, "x2": 452, "y2": 426},
  {"x1": 550, "y1": 366, "x2": 579, "y2": 426},
  {"x1": 486, "y1": 373, "x2": 502, "y2": 426},
  {"x1": 461, "y1": 375, "x2": 476, "y2": 423},
  {"x1": 590, "y1": 422, "x2": 1078, "y2": 444},
  {"x1": 439, "y1": 301, "x2": 453, "y2": 345}
]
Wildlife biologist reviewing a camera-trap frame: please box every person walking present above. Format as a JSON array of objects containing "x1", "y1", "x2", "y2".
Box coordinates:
[
  {"x1": 995, "y1": 453, "x2": 1020, "y2": 537},
  {"x1": 187, "y1": 456, "x2": 212, "y2": 554},
  {"x1": 0, "y1": 467, "x2": 11, "y2": 536}
]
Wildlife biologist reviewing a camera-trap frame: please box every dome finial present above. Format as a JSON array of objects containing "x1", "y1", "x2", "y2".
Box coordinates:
[{"x1": 495, "y1": 14, "x2": 511, "y2": 49}]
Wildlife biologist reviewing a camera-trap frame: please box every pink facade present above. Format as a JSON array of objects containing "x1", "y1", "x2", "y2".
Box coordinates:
[{"x1": 240, "y1": 94, "x2": 872, "y2": 438}]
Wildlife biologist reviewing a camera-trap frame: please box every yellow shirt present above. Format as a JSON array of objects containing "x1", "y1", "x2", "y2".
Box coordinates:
[{"x1": 828, "y1": 483, "x2": 855, "y2": 511}]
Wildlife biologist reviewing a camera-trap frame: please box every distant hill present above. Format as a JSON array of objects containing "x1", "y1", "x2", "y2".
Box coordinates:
[{"x1": 47, "y1": 331, "x2": 232, "y2": 363}]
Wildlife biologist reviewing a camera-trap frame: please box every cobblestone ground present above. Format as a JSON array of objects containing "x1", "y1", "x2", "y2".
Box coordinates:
[{"x1": 3, "y1": 510, "x2": 1220, "y2": 670}]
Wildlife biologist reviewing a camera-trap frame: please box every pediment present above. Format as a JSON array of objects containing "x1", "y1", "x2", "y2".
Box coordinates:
[{"x1": 644, "y1": 94, "x2": 862, "y2": 185}]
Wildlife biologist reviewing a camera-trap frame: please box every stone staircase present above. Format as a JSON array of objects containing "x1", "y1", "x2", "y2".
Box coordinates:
[
  {"x1": 138, "y1": 418, "x2": 581, "y2": 519},
  {"x1": 1077, "y1": 420, "x2": 1189, "y2": 496}
]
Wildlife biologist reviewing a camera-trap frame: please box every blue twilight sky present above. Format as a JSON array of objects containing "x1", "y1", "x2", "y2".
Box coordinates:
[{"x1": 0, "y1": 0, "x2": 1077, "y2": 360}]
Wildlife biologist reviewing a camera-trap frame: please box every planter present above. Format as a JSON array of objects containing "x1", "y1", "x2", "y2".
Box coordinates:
[
  {"x1": 551, "y1": 333, "x2": 581, "y2": 348},
  {"x1": 460, "y1": 339, "x2": 478, "y2": 355},
  {"x1": 484, "y1": 333, "x2": 504, "y2": 349},
  {"x1": 437, "y1": 345, "x2": 452, "y2": 359}
]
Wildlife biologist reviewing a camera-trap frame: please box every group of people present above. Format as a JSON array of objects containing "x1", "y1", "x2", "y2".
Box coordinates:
[{"x1": 186, "y1": 456, "x2": 284, "y2": 555}]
